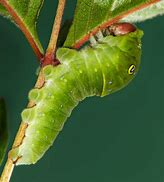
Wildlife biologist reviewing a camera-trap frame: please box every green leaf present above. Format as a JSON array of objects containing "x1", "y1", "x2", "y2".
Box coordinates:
[
  {"x1": 122, "y1": 1, "x2": 164, "y2": 23},
  {"x1": 0, "y1": 0, "x2": 44, "y2": 54},
  {"x1": 64, "y1": 0, "x2": 163, "y2": 48},
  {"x1": 0, "y1": 98, "x2": 8, "y2": 165},
  {"x1": 0, "y1": 4, "x2": 8, "y2": 16}
]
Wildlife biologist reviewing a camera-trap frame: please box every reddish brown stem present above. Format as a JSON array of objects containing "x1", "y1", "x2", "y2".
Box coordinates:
[
  {"x1": 73, "y1": 0, "x2": 160, "y2": 49},
  {"x1": 0, "y1": 159, "x2": 14, "y2": 182},
  {"x1": 0, "y1": 0, "x2": 44, "y2": 60},
  {"x1": 0, "y1": 71, "x2": 45, "y2": 182},
  {"x1": 43, "y1": 0, "x2": 66, "y2": 66}
]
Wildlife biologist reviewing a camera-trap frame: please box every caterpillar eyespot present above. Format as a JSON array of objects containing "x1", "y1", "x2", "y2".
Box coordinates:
[
  {"x1": 9, "y1": 23, "x2": 143, "y2": 165},
  {"x1": 128, "y1": 65, "x2": 136, "y2": 75}
]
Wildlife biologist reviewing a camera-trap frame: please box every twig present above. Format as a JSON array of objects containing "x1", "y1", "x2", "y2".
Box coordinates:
[
  {"x1": 0, "y1": 71, "x2": 45, "y2": 182},
  {"x1": 43, "y1": 0, "x2": 66, "y2": 66},
  {"x1": 0, "y1": 159, "x2": 14, "y2": 182},
  {"x1": 0, "y1": 1, "x2": 66, "y2": 181},
  {"x1": 46, "y1": 0, "x2": 66, "y2": 54}
]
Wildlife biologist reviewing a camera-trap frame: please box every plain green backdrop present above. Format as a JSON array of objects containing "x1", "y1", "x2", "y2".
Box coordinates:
[{"x1": 0, "y1": 1, "x2": 164, "y2": 182}]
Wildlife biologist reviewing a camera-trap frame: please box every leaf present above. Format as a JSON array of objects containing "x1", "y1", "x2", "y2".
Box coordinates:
[
  {"x1": 0, "y1": 4, "x2": 8, "y2": 16},
  {"x1": 64, "y1": 0, "x2": 163, "y2": 48},
  {"x1": 122, "y1": 0, "x2": 164, "y2": 23},
  {"x1": 0, "y1": 0, "x2": 44, "y2": 55},
  {"x1": 0, "y1": 98, "x2": 8, "y2": 165}
]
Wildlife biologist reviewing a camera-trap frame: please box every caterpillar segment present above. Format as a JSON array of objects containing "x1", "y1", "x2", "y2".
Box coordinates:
[{"x1": 10, "y1": 24, "x2": 143, "y2": 165}]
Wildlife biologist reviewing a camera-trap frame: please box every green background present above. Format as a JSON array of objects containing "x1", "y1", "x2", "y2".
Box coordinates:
[{"x1": 0, "y1": 1, "x2": 164, "y2": 182}]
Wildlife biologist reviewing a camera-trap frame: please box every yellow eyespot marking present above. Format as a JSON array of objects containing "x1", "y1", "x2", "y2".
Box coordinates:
[{"x1": 128, "y1": 65, "x2": 136, "y2": 75}]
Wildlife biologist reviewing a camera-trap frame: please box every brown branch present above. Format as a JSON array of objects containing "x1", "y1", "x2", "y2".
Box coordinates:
[
  {"x1": 0, "y1": 0, "x2": 44, "y2": 60},
  {"x1": 73, "y1": 0, "x2": 160, "y2": 49},
  {"x1": 43, "y1": 0, "x2": 66, "y2": 66},
  {"x1": 0, "y1": 1, "x2": 66, "y2": 181},
  {"x1": 0, "y1": 159, "x2": 14, "y2": 182},
  {"x1": 0, "y1": 71, "x2": 45, "y2": 182}
]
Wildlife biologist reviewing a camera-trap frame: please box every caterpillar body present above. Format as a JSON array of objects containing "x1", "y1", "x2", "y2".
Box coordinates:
[{"x1": 10, "y1": 24, "x2": 143, "y2": 165}]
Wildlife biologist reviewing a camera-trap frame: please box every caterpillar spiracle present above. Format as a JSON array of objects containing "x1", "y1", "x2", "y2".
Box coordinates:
[{"x1": 10, "y1": 23, "x2": 143, "y2": 165}]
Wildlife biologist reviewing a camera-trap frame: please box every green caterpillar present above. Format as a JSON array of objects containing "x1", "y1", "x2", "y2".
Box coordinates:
[{"x1": 10, "y1": 23, "x2": 143, "y2": 165}]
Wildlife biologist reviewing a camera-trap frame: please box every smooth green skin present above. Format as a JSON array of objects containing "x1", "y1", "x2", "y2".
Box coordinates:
[
  {"x1": 0, "y1": 98, "x2": 8, "y2": 165},
  {"x1": 10, "y1": 29, "x2": 143, "y2": 165},
  {"x1": 0, "y1": 0, "x2": 44, "y2": 53}
]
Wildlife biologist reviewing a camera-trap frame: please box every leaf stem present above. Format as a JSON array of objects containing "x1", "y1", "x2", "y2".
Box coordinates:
[
  {"x1": 43, "y1": 0, "x2": 66, "y2": 66},
  {"x1": 0, "y1": 0, "x2": 44, "y2": 60},
  {"x1": 73, "y1": 0, "x2": 160, "y2": 49}
]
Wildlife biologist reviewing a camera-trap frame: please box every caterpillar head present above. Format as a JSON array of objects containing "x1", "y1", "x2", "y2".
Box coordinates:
[{"x1": 109, "y1": 22, "x2": 137, "y2": 36}]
